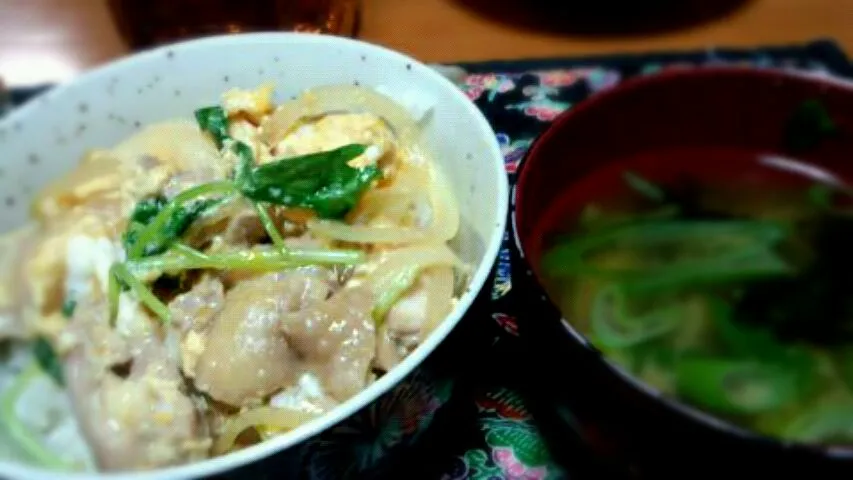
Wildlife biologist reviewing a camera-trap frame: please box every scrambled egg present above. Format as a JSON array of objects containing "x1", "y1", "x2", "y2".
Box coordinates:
[
  {"x1": 273, "y1": 113, "x2": 395, "y2": 172},
  {"x1": 25, "y1": 215, "x2": 113, "y2": 317},
  {"x1": 0, "y1": 226, "x2": 32, "y2": 310},
  {"x1": 221, "y1": 85, "x2": 398, "y2": 185},
  {"x1": 221, "y1": 82, "x2": 275, "y2": 123},
  {"x1": 32, "y1": 151, "x2": 123, "y2": 220},
  {"x1": 112, "y1": 119, "x2": 236, "y2": 212}
]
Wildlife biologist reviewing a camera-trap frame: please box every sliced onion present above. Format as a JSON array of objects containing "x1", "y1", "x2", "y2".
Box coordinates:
[
  {"x1": 111, "y1": 119, "x2": 226, "y2": 175},
  {"x1": 369, "y1": 244, "x2": 463, "y2": 323},
  {"x1": 213, "y1": 406, "x2": 320, "y2": 454},
  {"x1": 309, "y1": 162, "x2": 460, "y2": 245},
  {"x1": 346, "y1": 159, "x2": 432, "y2": 227},
  {"x1": 260, "y1": 85, "x2": 421, "y2": 146},
  {"x1": 422, "y1": 266, "x2": 455, "y2": 335},
  {"x1": 308, "y1": 221, "x2": 431, "y2": 245},
  {"x1": 426, "y1": 161, "x2": 460, "y2": 243},
  {"x1": 349, "y1": 190, "x2": 416, "y2": 226}
]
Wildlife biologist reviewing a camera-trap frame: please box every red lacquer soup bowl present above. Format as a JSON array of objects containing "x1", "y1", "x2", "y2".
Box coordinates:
[{"x1": 513, "y1": 67, "x2": 853, "y2": 478}]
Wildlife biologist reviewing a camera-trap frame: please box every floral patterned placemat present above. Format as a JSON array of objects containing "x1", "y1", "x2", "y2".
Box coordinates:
[{"x1": 3, "y1": 40, "x2": 852, "y2": 480}]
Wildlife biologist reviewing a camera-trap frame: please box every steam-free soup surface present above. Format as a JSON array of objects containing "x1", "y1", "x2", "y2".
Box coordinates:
[{"x1": 537, "y1": 146, "x2": 853, "y2": 445}]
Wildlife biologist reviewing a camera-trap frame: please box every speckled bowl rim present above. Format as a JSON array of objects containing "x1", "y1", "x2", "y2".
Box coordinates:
[{"x1": 0, "y1": 32, "x2": 508, "y2": 480}]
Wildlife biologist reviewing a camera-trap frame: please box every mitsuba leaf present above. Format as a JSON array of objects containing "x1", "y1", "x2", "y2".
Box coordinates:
[
  {"x1": 123, "y1": 196, "x2": 220, "y2": 259},
  {"x1": 195, "y1": 106, "x2": 230, "y2": 149},
  {"x1": 32, "y1": 337, "x2": 63, "y2": 386},
  {"x1": 231, "y1": 140, "x2": 255, "y2": 186},
  {"x1": 122, "y1": 196, "x2": 167, "y2": 254},
  {"x1": 239, "y1": 144, "x2": 379, "y2": 219},
  {"x1": 60, "y1": 298, "x2": 76, "y2": 319}
]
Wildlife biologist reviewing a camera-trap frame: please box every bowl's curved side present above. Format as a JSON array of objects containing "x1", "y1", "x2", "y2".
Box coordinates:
[{"x1": 0, "y1": 32, "x2": 507, "y2": 480}]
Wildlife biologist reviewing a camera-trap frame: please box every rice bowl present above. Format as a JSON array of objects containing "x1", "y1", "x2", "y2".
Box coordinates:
[{"x1": 0, "y1": 33, "x2": 507, "y2": 480}]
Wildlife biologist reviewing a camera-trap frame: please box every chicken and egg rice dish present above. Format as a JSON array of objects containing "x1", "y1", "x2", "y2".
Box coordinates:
[{"x1": 0, "y1": 83, "x2": 468, "y2": 472}]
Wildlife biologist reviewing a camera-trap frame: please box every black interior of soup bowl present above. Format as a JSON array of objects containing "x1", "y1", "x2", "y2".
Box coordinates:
[{"x1": 513, "y1": 68, "x2": 853, "y2": 478}]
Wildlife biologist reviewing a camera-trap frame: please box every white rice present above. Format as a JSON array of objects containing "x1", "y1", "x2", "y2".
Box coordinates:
[{"x1": 0, "y1": 341, "x2": 96, "y2": 471}]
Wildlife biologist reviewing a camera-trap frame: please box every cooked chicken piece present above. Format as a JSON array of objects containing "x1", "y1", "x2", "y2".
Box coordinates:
[
  {"x1": 62, "y1": 297, "x2": 132, "y2": 377},
  {"x1": 167, "y1": 276, "x2": 225, "y2": 378},
  {"x1": 375, "y1": 267, "x2": 454, "y2": 371},
  {"x1": 375, "y1": 326, "x2": 419, "y2": 373},
  {"x1": 65, "y1": 347, "x2": 210, "y2": 471},
  {"x1": 281, "y1": 286, "x2": 376, "y2": 401},
  {"x1": 168, "y1": 276, "x2": 225, "y2": 334},
  {"x1": 268, "y1": 372, "x2": 339, "y2": 415},
  {"x1": 63, "y1": 298, "x2": 210, "y2": 471},
  {"x1": 194, "y1": 269, "x2": 333, "y2": 406}
]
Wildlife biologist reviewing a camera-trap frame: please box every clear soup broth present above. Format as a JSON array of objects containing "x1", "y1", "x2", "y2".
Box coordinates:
[{"x1": 535, "y1": 146, "x2": 853, "y2": 445}]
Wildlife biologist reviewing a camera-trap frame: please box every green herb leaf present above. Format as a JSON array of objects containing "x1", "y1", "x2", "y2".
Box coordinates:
[
  {"x1": 32, "y1": 337, "x2": 63, "y2": 386},
  {"x1": 783, "y1": 403, "x2": 853, "y2": 443},
  {"x1": 154, "y1": 198, "x2": 220, "y2": 253},
  {"x1": 733, "y1": 214, "x2": 853, "y2": 346},
  {"x1": 709, "y1": 296, "x2": 817, "y2": 395},
  {"x1": 195, "y1": 106, "x2": 230, "y2": 149},
  {"x1": 240, "y1": 144, "x2": 379, "y2": 219},
  {"x1": 0, "y1": 363, "x2": 76, "y2": 469},
  {"x1": 710, "y1": 296, "x2": 786, "y2": 359},
  {"x1": 129, "y1": 195, "x2": 168, "y2": 224},
  {"x1": 373, "y1": 265, "x2": 421, "y2": 326},
  {"x1": 623, "y1": 170, "x2": 666, "y2": 203},
  {"x1": 542, "y1": 220, "x2": 793, "y2": 293},
  {"x1": 126, "y1": 200, "x2": 217, "y2": 259},
  {"x1": 784, "y1": 99, "x2": 837, "y2": 152},
  {"x1": 231, "y1": 140, "x2": 255, "y2": 187},
  {"x1": 253, "y1": 202, "x2": 286, "y2": 249},
  {"x1": 808, "y1": 184, "x2": 835, "y2": 210},
  {"x1": 590, "y1": 284, "x2": 683, "y2": 349},
  {"x1": 122, "y1": 196, "x2": 167, "y2": 253},
  {"x1": 127, "y1": 246, "x2": 364, "y2": 275},
  {"x1": 60, "y1": 298, "x2": 76, "y2": 318},
  {"x1": 675, "y1": 356, "x2": 799, "y2": 415},
  {"x1": 110, "y1": 263, "x2": 171, "y2": 324},
  {"x1": 125, "y1": 185, "x2": 232, "y2": 260}
]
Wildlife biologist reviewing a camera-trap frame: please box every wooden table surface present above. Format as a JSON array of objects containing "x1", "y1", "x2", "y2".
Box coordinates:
[{"x1": 0, "y1": 0, "x2": 851, "y2": 86}]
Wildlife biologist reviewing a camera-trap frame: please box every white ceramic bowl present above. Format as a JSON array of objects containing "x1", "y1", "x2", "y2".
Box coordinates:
[{"x1": 0, "y1": 33, "x2": 507, "y2": 479}]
